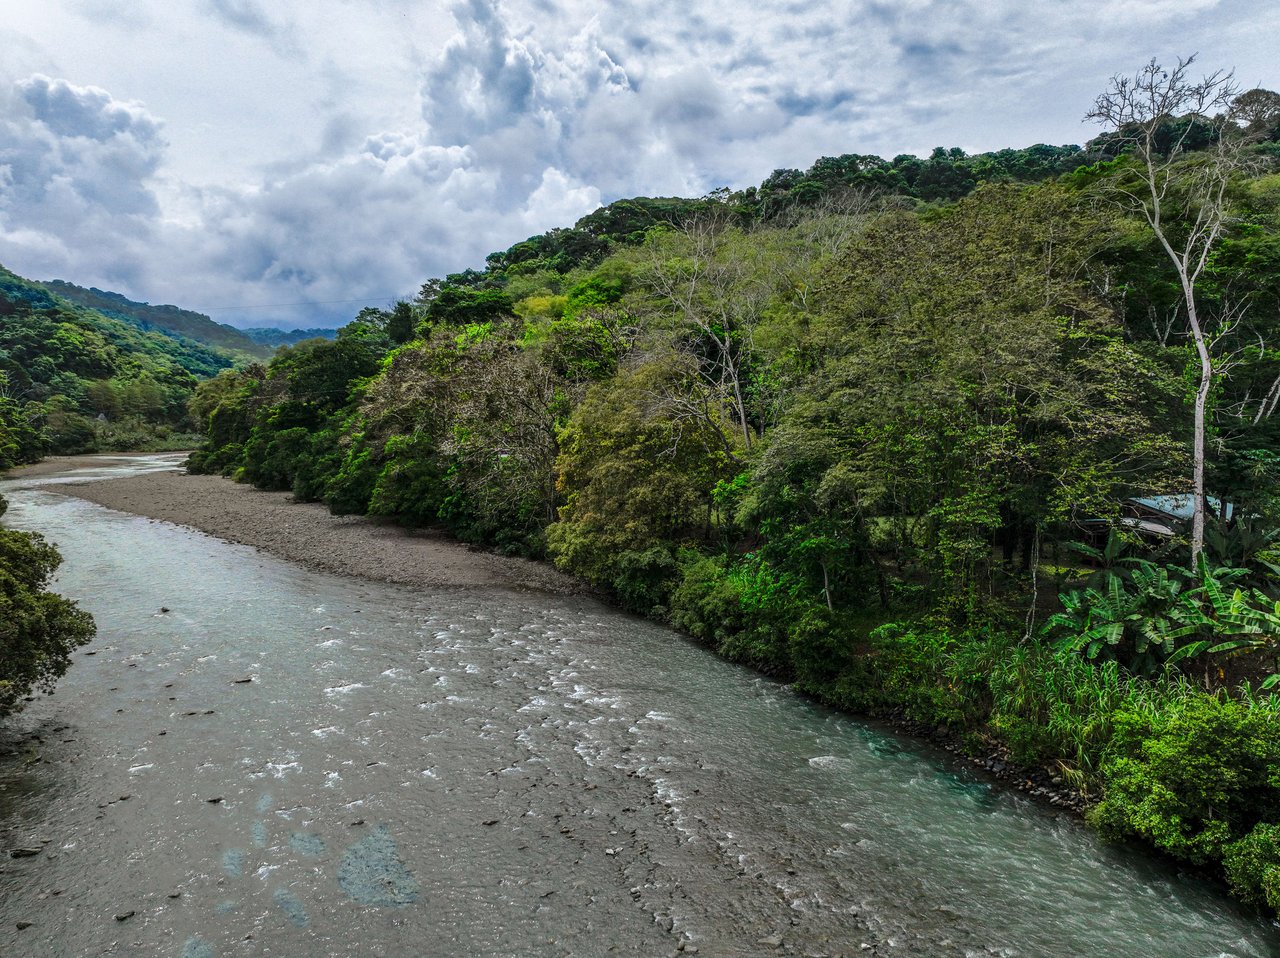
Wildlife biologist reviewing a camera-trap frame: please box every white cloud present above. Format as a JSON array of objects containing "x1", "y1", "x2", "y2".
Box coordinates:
[
  {"x1": 0, "y1": 0, "x2": 1276, "y2": 328},
  {"x1": 0, "y1": 74, "x2": 163, "y2": 289}
]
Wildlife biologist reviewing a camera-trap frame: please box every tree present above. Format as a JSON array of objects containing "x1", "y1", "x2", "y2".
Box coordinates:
[
  {"x1": 1, "y1": 508, "x2": 96, "y2": 716},
  {"x1": 1087, "y1": 55, "x2": 1247, "y2": 562},
  {"x1": 1233, "y1": 88, "x2": 1280, "y2": 140},
  {"x1": 638, "y1": 219, "x2": 770, "y2": 451},
  {"x1": 547, "y1": 357, "x2": 738, "y2": 607},
  {"x1": 814, "y1": 184, "x2": 1182, "y2": 608}
]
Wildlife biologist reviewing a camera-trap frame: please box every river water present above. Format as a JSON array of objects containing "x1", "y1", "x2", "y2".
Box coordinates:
[{"x1": 1, "y1": 457, "x2": 1277, "y2": 958}]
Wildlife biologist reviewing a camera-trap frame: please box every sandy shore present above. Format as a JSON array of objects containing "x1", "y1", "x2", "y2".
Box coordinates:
[
  {"x1": 3, "y1": 452, "x2": 174, "y2": 479},
  {"x1": 39, "y1": 466, "x2": 583, "y2": 595}
]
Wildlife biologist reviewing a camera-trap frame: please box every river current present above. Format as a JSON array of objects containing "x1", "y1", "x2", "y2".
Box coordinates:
[{"x1": 1, "y1": 457, "x2": 1277, "y2": 957}]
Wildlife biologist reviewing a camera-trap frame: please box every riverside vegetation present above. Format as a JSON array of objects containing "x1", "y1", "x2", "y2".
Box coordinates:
[
  {"x1": 0, "y1": 265, "x2": 267, "y2": 467},
  {"x1": 0, "y1": 490, "x2": 95, "y2": 716},
  {"x1": 185, "y1": 62, "x2": 1280, "y2": 913},
  {"x1": 9, "y1": 59, "x2": 1280, "y2": 916}
]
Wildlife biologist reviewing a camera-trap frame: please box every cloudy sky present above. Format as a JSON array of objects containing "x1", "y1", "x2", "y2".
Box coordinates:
[{"x1": 2, "y1": 0, "x2": 1277, "y2": 329}]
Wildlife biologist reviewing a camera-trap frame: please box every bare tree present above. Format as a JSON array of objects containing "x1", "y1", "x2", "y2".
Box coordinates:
[
  {"x1": 639, "y1": 200, "x2": 873, "y2": 453},
  {"x1": 640, "y1": 217, "x2": 773, "y2": 452},
  {"x1": 1087, "y1": 55, "x2": 1245, "y2": 562}
]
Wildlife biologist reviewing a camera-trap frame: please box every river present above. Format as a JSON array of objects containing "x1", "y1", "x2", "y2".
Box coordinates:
[{"x1": 1, "y1": 457, "x2": 1277, "y2": 957}]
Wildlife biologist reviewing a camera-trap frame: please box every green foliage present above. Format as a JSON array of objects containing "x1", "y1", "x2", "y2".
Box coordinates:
[
  {"x1": 984, "y1": 643, "x2": 1193, "y2": 773},
  {"x1": 367, "y1": 433, "x2": 446, "y2": 525},
  {"x1": 1047, "y1": 556, "x2": 1280, "y2": 679},
  {"x1": 320, "y1": 433, "x2": 379, "y2": 515},
  {"x1": 0, "y1": 387, "x2": 43, "y2": 469},
  {"x1": 1224, "y1": 824, "x2": 1280, "y2": 909},
  {"x1": 1047, "y1": 563, "x2": 1212, "y2": 674},
  {"x1": 820, "y1": 623, "x2": 986, "y2": 728},
  {"x1": 1089, "y1": 695, "x2": 1280, "y2": 864},
  {"x1": 668, "y1": 551, "x2": 747, "y2": 647},
  {"x1": 1, "y1": 263, "x2": 207, "y2": 456},
  {"x1": 547, "y1": 357, "x2": 736, "y2": 597},
  {"x1": 0, "y1": 523, "x2": 96, "y2": 716}
]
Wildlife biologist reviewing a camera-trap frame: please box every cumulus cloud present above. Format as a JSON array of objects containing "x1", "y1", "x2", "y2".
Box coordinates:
[
  {"x1": 0, "y1": 75, "x2": 165, "y2": 288},
  {"x1": 0, "y1": 0, "x2": 1274, "y2": 327},
  {"x1": 17, "y1": 74, "x2": 162, "y2": 144}
]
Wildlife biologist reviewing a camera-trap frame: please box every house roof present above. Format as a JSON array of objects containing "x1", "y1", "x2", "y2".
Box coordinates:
[{"x1": 1130, "y1": 495, "x2": 1233, "y2": 522}]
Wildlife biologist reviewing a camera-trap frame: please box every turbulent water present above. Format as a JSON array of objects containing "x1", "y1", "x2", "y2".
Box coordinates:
[{"x1": 1, "y1": 458, "x2": 1277, "y2": 958}]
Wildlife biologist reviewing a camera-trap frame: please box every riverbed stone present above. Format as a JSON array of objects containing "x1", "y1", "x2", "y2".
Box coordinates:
[{"x1": 337, "y1": 825, "x2": 419, "y2": 906}]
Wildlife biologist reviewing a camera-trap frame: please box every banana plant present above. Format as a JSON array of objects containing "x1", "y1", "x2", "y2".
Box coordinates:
[
  {"x1": 1165, "y1": 557, "x2": 1280, "y2": 687},
  {"x1": 1045, "y1": 560, "x2": 1215, "y2": 676},
  {"x1": 1045, "y1": 556, "x2": 1273, "y2": 677}
]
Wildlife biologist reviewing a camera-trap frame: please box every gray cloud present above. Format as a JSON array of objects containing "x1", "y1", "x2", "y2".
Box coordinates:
[
  {"x1": 1, "y1": 0, "x2": 1275, "y2": 328},
  {"x1": 17, "y1": 74, "x2": 162, "y2": 144},
  {"x1": 204, "y1": 0, "x2": 284, "y2": 38},
  {"x1": 201, "y1": 0, "x2": 302, "y2": 56}
]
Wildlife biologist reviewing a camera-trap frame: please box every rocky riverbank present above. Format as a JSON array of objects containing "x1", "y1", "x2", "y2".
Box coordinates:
[{"x1": 27, "y1": 461, "x2": 581, "y2": 596}]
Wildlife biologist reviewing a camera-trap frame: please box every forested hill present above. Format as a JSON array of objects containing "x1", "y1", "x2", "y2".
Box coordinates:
[
  {"x1": 241, "y1": 327, "x2": 339, "y2": 347},
  {"x1": 0, "y1": 263, "x2": 219, "y2": 465},
  {"x1": 40, "y1": 279, "x2": 271, "y2": 361},
  {"x1": 187, "y1": 79, "x2": 1280, "y2": 915}
]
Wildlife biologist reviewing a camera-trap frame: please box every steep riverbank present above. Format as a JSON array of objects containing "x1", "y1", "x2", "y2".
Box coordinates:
[{"x1": 35, "y1": 461, "x2": 581, "y2": 595}]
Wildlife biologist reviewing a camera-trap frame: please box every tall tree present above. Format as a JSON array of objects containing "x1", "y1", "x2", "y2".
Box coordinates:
[{"x1": 1086, "y1": 55, "x2": 1247, "y2": 561}]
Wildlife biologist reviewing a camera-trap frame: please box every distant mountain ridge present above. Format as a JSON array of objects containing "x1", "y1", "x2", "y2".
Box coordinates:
[
  {"x1": 40, "y1": 280, "x2": 272, "y2": 359},
  {"x1": 241, "y1": 326, "x2": 338, "y2": 347}
]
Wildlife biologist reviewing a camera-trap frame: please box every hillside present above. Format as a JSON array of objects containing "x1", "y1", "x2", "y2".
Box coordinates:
[
  {"x1": 0, "y1": 264, "x2": 216, "y2": 465},
  {"x1": 40, "y1": 280, "x2": 271, "y2": 360},
  {"x1": 241, "y1": 326, "x2": 339, "y2": 347},
  {"x1": 185, "y1": 95, "x2": 1280, "y2": 917}
]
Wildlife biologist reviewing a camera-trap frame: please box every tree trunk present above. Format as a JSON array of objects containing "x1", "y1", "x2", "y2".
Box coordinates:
[{"x1": 1187, "y1": 293, "x2": 1212, "y2": 565}]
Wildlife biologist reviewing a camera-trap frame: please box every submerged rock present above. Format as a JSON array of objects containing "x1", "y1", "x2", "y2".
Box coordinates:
[
  {"x1": 273, "y1": 887, "x2": 310, "y2": 928},
  {"x1": 288, "y1": 832, "x2": 326, "y2": 856},
  {"x1": 337, "y1": 825, "x2": 419, "y2": 906},
  {"x1": 181, "y1": 938, "x2": 215, "y2": 958}
]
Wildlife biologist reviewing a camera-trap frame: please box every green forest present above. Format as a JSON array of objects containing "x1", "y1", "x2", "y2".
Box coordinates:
[
  {"x1": 7, "y1": 62, "x2": 1280, "y2": 914},
  {"x1": 0, "y1": 265, "x2": 245, "y2": 468}
]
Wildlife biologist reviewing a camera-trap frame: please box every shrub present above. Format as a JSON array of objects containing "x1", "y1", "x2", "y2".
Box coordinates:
[
  {"x1": 609, "y1": 547, "x2": 678, "y2": 616},
  {"x1": 1224, "y1": 823, "x2": 1280, "y2": 910},
  {"x1": 1089, "y1": 695, "x2": 1280, "y2": 864},
  {"x1": 668, "y1": 552, "x2": 746, "y2": 647},
  {"x1": 818, "y1": 623, "x2": 984, "y2": 728}
]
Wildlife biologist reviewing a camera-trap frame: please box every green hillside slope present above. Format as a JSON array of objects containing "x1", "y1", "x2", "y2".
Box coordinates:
[
  {"x1": 40, "y1": 280, "x2": 271, "y2": 360},
  {"x1": 1, "y1": 264, "x2": 217, "y2": 464}
]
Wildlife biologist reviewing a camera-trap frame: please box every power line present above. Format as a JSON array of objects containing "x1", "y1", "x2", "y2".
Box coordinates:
[{"x1": 196, "y1": 295, "x2": 412, "y2": 311}]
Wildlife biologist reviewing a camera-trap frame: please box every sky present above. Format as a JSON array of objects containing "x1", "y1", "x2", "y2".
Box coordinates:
[{"x1": 2, "y1": 0, "x2": 1278, "y2": 330}]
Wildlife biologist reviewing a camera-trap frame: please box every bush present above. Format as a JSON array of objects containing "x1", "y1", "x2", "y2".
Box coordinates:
[
  {"x1": 1224, "y1": 823, "x2": 1280, "y2": 910},
  {"x1": 817, "y1": 623, "x2": 984, "y2": 728},
  {"x1": 367, "y1": 435, "x2": 446, "y2": 525},
  {"x1": 610, "y1": 547, "x2": 678, "y2": 616},
  {"x1": 0, "y1": 527, "x2": 96, "y2": 716},
  {"x1": 241, "y1": 426, "x2": 311, "y2": 491},
  {"x1": 668, "y1": 552, "x2": 746, "y2": 647},
  {"x1": 1089, "y1": 695, "x2": 1280, "y2": 864}
]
